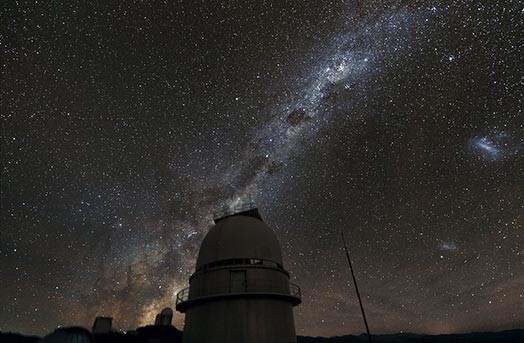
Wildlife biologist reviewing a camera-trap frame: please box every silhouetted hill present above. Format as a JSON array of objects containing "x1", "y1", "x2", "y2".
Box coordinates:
[
  {"x1": 0, "y1": 325, "x2": 183, "y2": 343},
  {"x1": 297, "y1": 329, "x2": 524, "y2": 343},
  {"x1": 0, "y1": 332, "x2": 40, "y2": 343},
  {"x1": 2, "y1": 329, "x2": 523, "y2": 343}
]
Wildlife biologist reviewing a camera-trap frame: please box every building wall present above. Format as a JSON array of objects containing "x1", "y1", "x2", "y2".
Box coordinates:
[{"x1": 183, "y1": 297, "x2": 296, "y2": 343}]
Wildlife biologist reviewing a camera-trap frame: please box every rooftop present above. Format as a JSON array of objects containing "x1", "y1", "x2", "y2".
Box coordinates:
[{"x1": 213, "y1": 203, "x2": 263, "y2": 223}]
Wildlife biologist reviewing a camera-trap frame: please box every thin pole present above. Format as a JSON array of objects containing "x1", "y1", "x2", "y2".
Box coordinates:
[{"x1": 341, "y1": 231, "x2": 372, "y2": 343}]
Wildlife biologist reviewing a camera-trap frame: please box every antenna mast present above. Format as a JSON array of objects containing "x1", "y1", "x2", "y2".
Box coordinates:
[{"x1": 341, "y1": 231, "x2": 373, "y2": 343}]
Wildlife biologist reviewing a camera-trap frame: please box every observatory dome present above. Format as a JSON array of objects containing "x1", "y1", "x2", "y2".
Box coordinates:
[
  {"x1": 160, "y1": 307, "x2": 173, "y2": 317},
  {"x1": 196, "y1": 215, "x2": 283, "y2": 269}
]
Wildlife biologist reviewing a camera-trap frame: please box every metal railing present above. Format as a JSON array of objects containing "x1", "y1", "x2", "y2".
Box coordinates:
[
  {"x1": 290, "y1": 283, "x2": 301, "y2": 298},
  {"x1": 176, "y1": 287, "x2": 190, "y2": 305},
  {"x1": 176, "y1": 282, "x2": 301, "y2": 307}
]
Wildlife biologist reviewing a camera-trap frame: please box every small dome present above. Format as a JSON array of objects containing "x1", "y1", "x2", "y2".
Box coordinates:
[
  {"x1": 160, "y1": 307, "x2": 173, "y2": 316},
  {"x1": 155, "y1": 307, "x2": 173, "y2": 326},
  {"x1": 196, "y1": 215, "x2": 282, "y2": 268}
]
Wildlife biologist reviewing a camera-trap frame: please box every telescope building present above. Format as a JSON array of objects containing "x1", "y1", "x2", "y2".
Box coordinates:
[{"x1": 176, "y1": 207, "x2": 301, "y2": 343}]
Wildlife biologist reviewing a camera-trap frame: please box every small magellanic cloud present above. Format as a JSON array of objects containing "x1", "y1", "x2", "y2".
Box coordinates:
[{"x1": 439, "y1": 242, "x2": 458, "y2": 251}]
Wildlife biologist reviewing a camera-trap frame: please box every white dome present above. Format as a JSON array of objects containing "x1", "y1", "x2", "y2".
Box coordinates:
[{"x1": 196, "y1": 215, "x2": 283, "y2": 269}]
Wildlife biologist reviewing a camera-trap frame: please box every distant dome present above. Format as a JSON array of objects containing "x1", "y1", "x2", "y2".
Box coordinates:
[
  {"x1": 156, "y1": 307, "x2": 173, "y2": 326},
  {"x1": 160, "y1": 307, "x2": 173, "y2": 316},
  {"x1": 196, "y1": 215, "x2": 282, "y2": 268}
]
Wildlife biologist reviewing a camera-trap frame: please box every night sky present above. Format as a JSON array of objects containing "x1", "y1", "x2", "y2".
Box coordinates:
[{"x1": 1, "y1": 0, "x2": 523, "y2": 337}]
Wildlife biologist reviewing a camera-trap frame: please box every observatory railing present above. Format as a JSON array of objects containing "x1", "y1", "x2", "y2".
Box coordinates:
[
  {"x1": 176, "y1": 282, "x2": 301, "y2": 306},
  {"x1": 176, "y1": 287, "x2": 190, "y2": 305},
  {"x1": 289, "y1": 283, "x2": 301, "y2": 298}
]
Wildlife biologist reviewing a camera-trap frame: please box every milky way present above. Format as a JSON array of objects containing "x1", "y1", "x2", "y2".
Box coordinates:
[
  {"x1": 121, "y1": 3, "x2": 423, "y2": 325},
  {"x1": 222, "y1": 4, "x2": 417, "y2": 206},
  {"x1": 2, "y1": 0, "x2": 523, "y2": 337}
]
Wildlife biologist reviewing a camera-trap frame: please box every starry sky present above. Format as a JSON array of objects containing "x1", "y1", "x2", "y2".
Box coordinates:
[{"x1": 1, "y1": 0, "x2": 523, "y2": 338}]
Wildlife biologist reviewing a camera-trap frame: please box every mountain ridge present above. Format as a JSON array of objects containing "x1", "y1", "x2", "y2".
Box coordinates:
[
  {"x1": 297, "y1": 329, "x2": 524, "y2": 343},
  {"x1": 1, "y1": 329, "x2": 523, "y2": 343}
]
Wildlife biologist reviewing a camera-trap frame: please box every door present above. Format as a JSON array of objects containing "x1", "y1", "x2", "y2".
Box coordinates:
[{"x1": 229, "y1": 270, "x2": 247, "y2": 293}]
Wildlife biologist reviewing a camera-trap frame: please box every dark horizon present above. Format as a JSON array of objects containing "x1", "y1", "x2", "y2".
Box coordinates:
[
  {"x1": 1, "y1": 0, "x2": 522, "y2": 337},
  {"x1": 2, "y1": 327, "x2": 524, "y2": 342}
]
